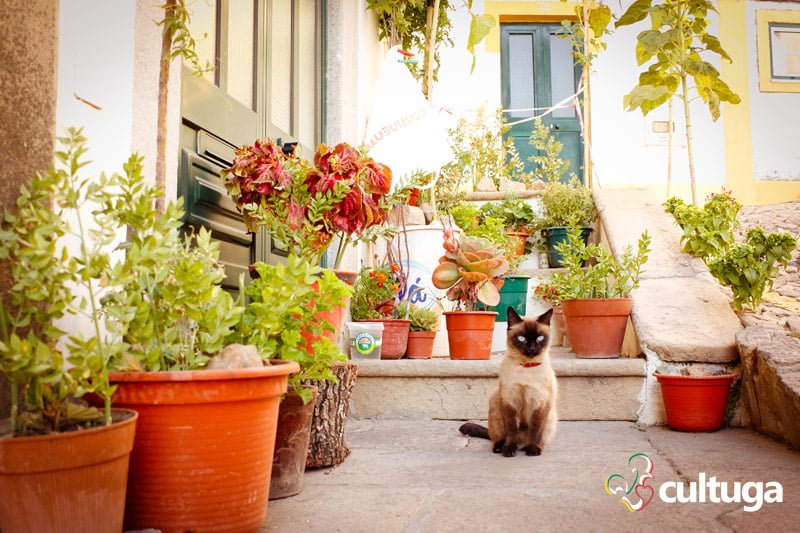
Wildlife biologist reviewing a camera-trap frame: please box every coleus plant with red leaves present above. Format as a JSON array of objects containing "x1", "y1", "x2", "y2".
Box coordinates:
[{"x1": 223, "y1": 138, "x2": 396, "y2": 268}]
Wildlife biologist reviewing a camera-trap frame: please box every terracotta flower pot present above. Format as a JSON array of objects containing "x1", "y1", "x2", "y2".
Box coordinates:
[
  {"x1": 109, "y1": 361, "x2": 299, "y2": 533},
  {"x1": 561, "y1": 298, "x2": 631, "y2": 358},
  {"x1": 655, "y1": 372, "x2": 737, "y2": 432},
  {"x1": 405, "y1": 331, "x2": 436, "y2": 359},
  {"x1": 506, "y1": 231, "x2": 529, "y2": 257},
  {"x1": 0, "y1": 410, "x2": 138, "y2": 533},
  {"x1": 270, "y1": 387, "x2": 317, "y2": 500},
  {"x1": 361, "y1": 319, "x2": 411, "y2": 359},
  {"x1": 444, "y1": 311, "x2": 497, "y2": 360}
]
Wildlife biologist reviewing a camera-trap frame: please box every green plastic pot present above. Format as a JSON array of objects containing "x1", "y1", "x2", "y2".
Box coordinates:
[
  {"x1": 478, "y1": 276, "x2": 529, "y2": 321},
  {"x1": 542, "y1": 226, "x2": 593, "y2": 268}
]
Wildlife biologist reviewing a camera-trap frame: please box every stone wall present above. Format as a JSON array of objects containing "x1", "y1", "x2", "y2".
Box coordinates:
[
  {"x1": 0, "y1": 2, "x2": 60, "y2": 418},
  {"x1": 738, "y1": 326, "x2": 800, "y2": 449}
]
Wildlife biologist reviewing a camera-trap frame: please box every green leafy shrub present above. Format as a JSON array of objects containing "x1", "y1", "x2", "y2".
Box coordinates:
[
  {"x1": 540, "y1": 178, "x2": 596, "y2": 228},
  {"x1": 551, "y1": 225, "x2": 651, "y2": 299},
  {"x1": 479, "y1": 196, "x2": 538, "y2": 233},
  {"x1": 350, "y1": 264, "x2": 403, "y2": 320},
  {"x1": 664, "y1": 192, "x2": 797, "y2": 310},
  {"x1": 529, "y1": 118, "x2": 574, "y2": 185},
  {"x1": 232, "y1": 257, "x2": 351, "y2": 404}
]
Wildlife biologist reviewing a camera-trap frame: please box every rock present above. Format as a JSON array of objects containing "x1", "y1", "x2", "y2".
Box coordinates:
[
  {"x1": 499, "y1": 178, "x2": 526, "y2": 192},
  {"x1": 207, "y1": 344, "x2": 264, "y2": 369},
  {"x1": 529, "y1": 179, "x2": 547, "y2": 191},
  {"x1": 387, "y1": 205, "x2": 426, "y2": 226},
  {"x1": 787, "y1": 316, "x2": 800, "y2": 333},
  {"x1": 475, "y1": 176, "x2": 496, "y2": 192},
  {"x1": 737, "y1": 326, "x2": 800, "y2": 449}
]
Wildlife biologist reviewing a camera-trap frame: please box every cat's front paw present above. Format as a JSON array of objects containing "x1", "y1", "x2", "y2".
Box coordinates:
[
  {"x1": 501, "y1": 443, "x2": 517, "y2": 457},
  {"x1": 523, "y1": 444, "x2": 543, "y2": 456},
  {"x1": 492, "y1": 440, "x2": 505, "y2": 453}
]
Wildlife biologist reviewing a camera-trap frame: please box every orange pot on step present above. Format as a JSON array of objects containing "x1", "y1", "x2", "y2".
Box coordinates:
[
  {"x1": 444, "y1": 311, "x2": 497, "y2": 360},
  {"x1": 109, "y1": 361, "x2": 299, "y2": 533},
  {"x1": 360, "y1": 319, "x2": 410, "y2": 359},
  {"x1": 560, "y1": 298, "x2": 631, "y2": 358},
  {"x1": 405, "y1": 331, "x2": 436, "y2": 359},
  {"x1": 655, "y1": 372, "x2": 736, "y2": 432}
]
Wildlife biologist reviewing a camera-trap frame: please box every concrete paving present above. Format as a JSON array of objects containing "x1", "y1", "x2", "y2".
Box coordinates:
[{"x1": 263, "y1": 419, "x2": 800, "y2": 532}]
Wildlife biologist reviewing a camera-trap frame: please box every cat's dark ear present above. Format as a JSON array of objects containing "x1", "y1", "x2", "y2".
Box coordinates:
[
  {"x1": 537, "y1": 308, "x2": 554, "y2": 326},
  {"x1": 507, "y1": 307, "x2": 522, "y2": 328}
]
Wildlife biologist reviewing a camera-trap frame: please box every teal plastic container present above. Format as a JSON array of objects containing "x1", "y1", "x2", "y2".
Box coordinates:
[
  {"x1": 478, "y1": 276, "x2": 530, "y2": 321},
  {"x1": 542, "y1": 226, "x2": 593, "y2": 268}
]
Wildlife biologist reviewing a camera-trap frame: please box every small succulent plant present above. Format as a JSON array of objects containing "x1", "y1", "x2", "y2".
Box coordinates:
[{"x1": 431, "y1": 230, "x2": 509, "y2": 310}]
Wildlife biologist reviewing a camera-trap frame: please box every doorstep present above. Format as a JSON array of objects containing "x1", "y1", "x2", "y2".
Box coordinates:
[{"x1": 349, "y1": 347, "x2": 646, "y2": 421}]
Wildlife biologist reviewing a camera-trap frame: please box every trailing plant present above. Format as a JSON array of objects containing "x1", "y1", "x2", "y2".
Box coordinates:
[
  {"x1": 551, "y1": 225, "x2": 651, "y2": 299},
  {"x1": 479, "y1": 196, "x2": 538, "y2": 233},
  {"x1": 665, "y1": 192, "x2": 797, "y2": 310},
  {"x1": 615, "y1": 0, "x2": 741, "y2": 205},
  {"x1": 432, "y1": 231, "x2": 510, "y2": 310},
  {"x1": 396, "y1": 301, "x2": 439, "y2": 332},
  {"x1": 232, "y1": 257, "x2": 351, "y2": 405},
  {"x1": 540, "y1": 178, "x2": 596, "y2": 228},
  {"x1": 350, "y1": 264, "x2": 404, "y2": 321},
  {"x1": 0, "y1": 129, "x2": 131, "y2": 435}
]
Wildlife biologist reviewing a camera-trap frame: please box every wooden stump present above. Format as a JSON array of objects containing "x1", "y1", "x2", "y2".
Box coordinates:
[{"x1": 305, "y1": 361, "x2": 358, "y2": 469}]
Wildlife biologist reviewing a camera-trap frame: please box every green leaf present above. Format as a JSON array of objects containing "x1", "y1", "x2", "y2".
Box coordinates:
[
  {"x1": 589, "y1": 5, "x2": 612, "y2": 38},
  {"x1": 623, "y1": 84, "x2": 672, "y2": 114},
  {"x1": 616, "y1": 0, "x2": 654, "y2": 28},
  {"x1": 467, "y1": 13, "x2": 496, "y2": 74}
]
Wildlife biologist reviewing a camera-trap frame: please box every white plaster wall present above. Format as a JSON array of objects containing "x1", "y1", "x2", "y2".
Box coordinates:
[
  {"x1": 592, "y1": 1, "x2": 726, "y2": 190},
  {"x1": 746, "y1": 1, "x2": 800, "y2": 181}
]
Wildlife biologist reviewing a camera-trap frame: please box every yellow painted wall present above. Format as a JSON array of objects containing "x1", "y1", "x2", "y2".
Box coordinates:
[{"x1": 718, "y1": 0, "x2": 800, "y2": 205}]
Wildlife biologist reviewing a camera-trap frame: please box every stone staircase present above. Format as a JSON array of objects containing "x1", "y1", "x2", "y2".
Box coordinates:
[{"x1": 348, "y1": 187, "x2": 744, "y2": 424}]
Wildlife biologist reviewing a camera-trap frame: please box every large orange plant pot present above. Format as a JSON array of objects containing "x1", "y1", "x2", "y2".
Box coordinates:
[
  {"x1": 0, "y1": 410, "x2": 137, "y2": 533},
  {"x1": 561, "y1": 298, "x2": 631, "y2": 358},
  {"x1": 655, "y1": 373, "x2": 736, "y2": 432},
  {"x1": 444, "y1": 311, "x2": 497, "y2": 360},
  {"x1": 110, "y1": 361, "x2": 299, "y2": 533}
]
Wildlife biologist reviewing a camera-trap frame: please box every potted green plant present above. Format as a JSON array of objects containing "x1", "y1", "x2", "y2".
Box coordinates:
[
  {"x1": 234, "y1": 257, "x2": 352, "y2": 498},
  {"x1": 550, "y1": 225, "x2": 651, "y2": 358},
  {"x1": 480, "y1": 196, "x2": 538, "y2": 257},
  {"x1": 0, "y1": 129, "x2": 140, "y2": 532},
  {"x1": 539, "y1": 178, "x2": 597, "y2": 267},
  {"x1": 431, "y1": 231, "x2": 510, "y2": 360},
  {"x1": 350, "y1": 264, "x2": 410, "y2": 359},
  {"x1": 396, "y1": 301, "x2": 439, "y2": 359},
  {"x1": 80, "y1": 142, "x2": 298, "y2": 531}
]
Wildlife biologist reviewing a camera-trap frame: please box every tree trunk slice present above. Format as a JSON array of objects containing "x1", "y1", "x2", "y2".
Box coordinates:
[{"x1": 304, "y1": 361, "x2": 358, "y2": 469}]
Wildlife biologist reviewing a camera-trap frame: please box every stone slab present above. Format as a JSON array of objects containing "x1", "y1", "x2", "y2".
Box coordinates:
[
  {"x1": 738, "y1": 326, "x2": 800, "y2": 449},
  {"x1": 264, "y1": 420, "x2": 800, "y2": 532},
  {"x1": 633, "y1": 278, "x2": 741, "y2": 363},
  {"x1": 595, "y1": 188, "x2": 742, "y2": 364}
]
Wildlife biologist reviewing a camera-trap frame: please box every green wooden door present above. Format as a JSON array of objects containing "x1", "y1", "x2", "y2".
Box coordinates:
[
  {"x1": 501, "y1": 23, "x2": 583, "y2": 183},
  {"x1": 179, "y1": 0, "x2": 321, "y2": 290}
]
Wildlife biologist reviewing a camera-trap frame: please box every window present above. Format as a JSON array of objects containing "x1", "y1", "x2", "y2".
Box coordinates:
[{"x1": 757, "y1": 10, "x2": 800, "y2": 92}]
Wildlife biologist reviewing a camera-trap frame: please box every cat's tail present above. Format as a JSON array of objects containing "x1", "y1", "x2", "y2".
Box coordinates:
[{"x1": 459, "y1": 422, "x2": 490, "y2": 440}]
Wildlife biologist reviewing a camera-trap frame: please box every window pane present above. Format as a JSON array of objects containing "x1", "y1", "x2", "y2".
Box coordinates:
[
  {"x1": 770, "y1": 24, "x2": 800, "y2": 79},
  {"x1": 186, "y1": 0, "x2": 217, "y2": 83},
  {"x1": 270, "y1": 0, "x2": 293, "y2": 134},
  {"x1": 227, "y1": 0, "x2": 256, "y2": 108},
  {"x1": 508, "y1": 33, "x2": 534, "y2": 119},
  {"x1": 549, "y1": 32, "x2": 576, "y2": 118}
]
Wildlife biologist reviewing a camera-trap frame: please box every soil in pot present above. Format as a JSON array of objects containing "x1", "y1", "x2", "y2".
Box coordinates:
[
  {"x1": 361, "y1": 319, "x2": 410, "y2": 359},
  {"x1": 561, "y1": 298, "x2": 631, "y2": 358},
  {"x1": 0, "y1": 409, "x2": 138, "y2": 533},
  {"x1": 406, "y1": 331, "x2": 436, "y2": 359},
  {"x1": 444, "y1": 311, "x2": 497, "y2": 360},
  {"x1": 110, "y1": 361, "x2": 298, "y2": 532},
  {"x1": 270, "y1": 387, "x2": 317, "y2": 500},
  {"x1": 655, "y1": 372, "x2": 737, "y2": 432}
]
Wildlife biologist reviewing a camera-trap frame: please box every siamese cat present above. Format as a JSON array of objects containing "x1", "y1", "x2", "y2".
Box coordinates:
[{"x1": 459, "y1": 307, "x2": 558, "y2": 457}]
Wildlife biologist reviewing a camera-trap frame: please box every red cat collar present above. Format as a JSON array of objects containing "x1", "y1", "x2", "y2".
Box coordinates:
[{"x1": 520, "y1": 362, "x2": 542, "y2": 368}]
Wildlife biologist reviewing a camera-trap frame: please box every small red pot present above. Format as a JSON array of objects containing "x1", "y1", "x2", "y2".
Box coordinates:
[
  {"x1": 361, "y1": 319, "x2": 411, "y2": 359},
  {"x1": 405, "y1": 331, "x2": 436, "y2": 359},
  {"x1": 561, "y1": 298, "x2": 631, "y2": 358}
]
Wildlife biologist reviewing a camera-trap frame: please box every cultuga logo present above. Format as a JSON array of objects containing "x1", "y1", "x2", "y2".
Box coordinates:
[{"x1": 605, "y1": 453, "x2": 783, "y2": 513}]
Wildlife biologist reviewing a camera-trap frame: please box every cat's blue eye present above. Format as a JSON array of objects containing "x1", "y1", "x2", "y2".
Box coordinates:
[
  {"x1": 536, "y1": 335, "x2": 545, "y2": 343},
  {"x1": 517, "y1": 335, "x2": 526, "y2": 343}
]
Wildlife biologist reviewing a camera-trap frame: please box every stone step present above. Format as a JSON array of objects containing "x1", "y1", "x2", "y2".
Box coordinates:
[{"x1": 349, "y1": 347, "x2": 646, "y2": 421}]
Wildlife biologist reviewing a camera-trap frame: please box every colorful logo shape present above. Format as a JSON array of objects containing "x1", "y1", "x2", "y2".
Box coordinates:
[
  {"x1": 354, "y1": 332, "x2": 376, "y2": 355},
  {"x1": 604, "y1": 453, "x2": 655, "y2": 512}
]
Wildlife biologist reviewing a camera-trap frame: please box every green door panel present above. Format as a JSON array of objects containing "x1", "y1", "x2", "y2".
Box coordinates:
[{"x1": 501, "y1": 23, "x2": 584, "y2": 183}]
